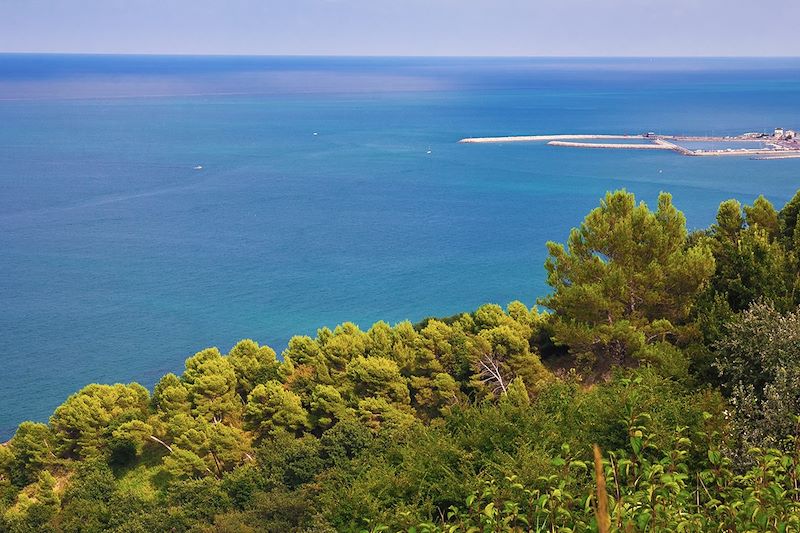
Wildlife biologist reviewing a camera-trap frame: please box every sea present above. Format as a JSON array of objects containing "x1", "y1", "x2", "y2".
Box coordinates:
[{"x1": 1, "y1": 55, "x2": 799, "y2": 439}]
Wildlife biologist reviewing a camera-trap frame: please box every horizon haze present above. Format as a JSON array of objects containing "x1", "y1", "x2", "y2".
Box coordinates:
[{"x1": 1, "y1": 0, "x2": 799, "y2": 57}]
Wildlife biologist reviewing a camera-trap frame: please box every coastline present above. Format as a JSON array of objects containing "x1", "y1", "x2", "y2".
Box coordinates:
[{"x1": 459, "y1": 132, "x2": 800, "y2": 158}]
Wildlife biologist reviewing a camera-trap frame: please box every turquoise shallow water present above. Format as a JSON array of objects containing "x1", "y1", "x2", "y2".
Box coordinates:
[
  {"x1": 1, "y1": 56, "x2": 799, "y2": 438},
  {"x1": 678, "y1": 140, "x2": 770, "y2": 150}
]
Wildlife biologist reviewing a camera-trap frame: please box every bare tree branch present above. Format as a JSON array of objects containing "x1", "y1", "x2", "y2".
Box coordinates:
[
  {"x1": 478, "y1": 354, "x2": 508, "y2": 394},
  {"x1": 148, "y1": 435, "x2": 174, "y2": 453}
]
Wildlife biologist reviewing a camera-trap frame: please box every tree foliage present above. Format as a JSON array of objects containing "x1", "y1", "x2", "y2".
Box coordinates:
[
  {"x1": 541, "y1": 190, "x2": 714, "y2": 367},
  {"x1": 715, "y1": 301, "x2": 800, "y2": 458},
  {"x1": 49, "y1": 383, "x2": 150, "y2": 460}
]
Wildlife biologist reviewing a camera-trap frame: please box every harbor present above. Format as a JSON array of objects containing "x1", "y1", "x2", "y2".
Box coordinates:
[{"x1": 459, "y1": 129, "x2": 800, "y2": 159}]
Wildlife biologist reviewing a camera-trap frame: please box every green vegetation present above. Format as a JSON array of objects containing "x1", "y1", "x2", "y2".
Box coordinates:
[{"x1": 1, "y1": 189, "x2": 799, "y2": 532}]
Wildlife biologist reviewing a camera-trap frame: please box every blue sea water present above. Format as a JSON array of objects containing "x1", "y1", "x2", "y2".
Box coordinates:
[{"x1": 1, "y1": 55, "x2": 799, "y2": 439}]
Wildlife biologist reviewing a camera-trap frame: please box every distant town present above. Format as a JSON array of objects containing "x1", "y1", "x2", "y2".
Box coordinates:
[{"x1": 766, "y1": 127, "x2": 797, "y2": 141}]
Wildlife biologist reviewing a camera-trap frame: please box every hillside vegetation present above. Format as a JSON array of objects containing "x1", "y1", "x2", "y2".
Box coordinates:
[{"x1": 2, "y1": 189, "x2": 800, "y2": 532}]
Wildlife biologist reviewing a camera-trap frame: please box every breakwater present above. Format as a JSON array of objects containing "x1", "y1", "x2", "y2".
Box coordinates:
[
  {"x1": 547, "y1": 141, "x2": 672, "y2": 150},
  {"x1": 459, "y1": 134, "x2": 645, "y2": 143},
  {"x1": 459, "y1": 132, "x2": 800, "y2": 159}
]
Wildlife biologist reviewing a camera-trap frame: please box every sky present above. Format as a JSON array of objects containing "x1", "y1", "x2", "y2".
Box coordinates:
[{"x1": 0, "y1": 0, "x2": 798, "y2": 57}]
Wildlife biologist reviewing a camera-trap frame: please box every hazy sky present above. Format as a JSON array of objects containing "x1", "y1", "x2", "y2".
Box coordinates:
[{"x1": 1, "y1": 0, "x2": 798, "y2": 57}]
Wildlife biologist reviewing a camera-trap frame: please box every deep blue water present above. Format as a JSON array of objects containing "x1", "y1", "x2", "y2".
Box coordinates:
[{"x1": 1, "y1": 55, "x2": 799, "y2": 439}]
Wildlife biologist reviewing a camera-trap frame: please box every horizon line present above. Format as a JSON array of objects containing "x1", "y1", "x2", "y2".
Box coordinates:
[{"x1": 2, "y1": 51, "x2": 800, "y2": 60}]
